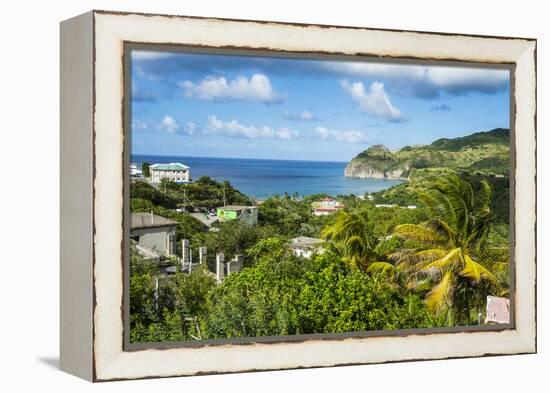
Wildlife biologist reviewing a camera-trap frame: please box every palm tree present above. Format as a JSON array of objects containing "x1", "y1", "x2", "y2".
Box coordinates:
[
  {"x1": 321, "y1": 209, "x2": 379, "y2": 271},
  {"x1": 389, "y1": 173, "x2": 504, "y2": 325}
]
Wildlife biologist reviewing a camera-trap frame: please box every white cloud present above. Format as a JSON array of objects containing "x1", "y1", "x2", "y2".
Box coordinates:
[
  {"x1": 323, "y1": 62, "x2": 508, "y2": 97},
  {"x1": 155, "y1": 116, "x2": 198, "y2": 135},
  {"x1": 313, "y1": 127, "x2": 369, "y2": 144},
  {"x1": 341, "y1": 80, "x2": 407, "y2": 123},
  {"x1": 159, "y1": 116, "x2": 180, "y2": 133},
  {"x1": 323, "y1": 62, "x2": 426, "y2": 80},
  {"x1": 132, "y1": 116, "x2": 198, "y2": 135},
  {"x1": 426, "y1": 67, "x2": 508, "y2": 92},
  {"x1": 132, "y1": 119, "x2": 148, "y2": 131},
  {"x1": 206, "y1": 115, "x2": 298, "y2": 140},
  {"x1": 131, "y1": 51, "x2": 174, "y2": 61},
  {"x1": 178, "y1": 74, "x2": 282, "y2": 103},
  {"x1": 183, "y1": 121, "x2": 198, "y2": 135},
  {"x1": 283, "y1": 110, "x2": 319, "y2": 121}
]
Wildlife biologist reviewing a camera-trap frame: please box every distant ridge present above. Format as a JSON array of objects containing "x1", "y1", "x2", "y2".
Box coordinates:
[{"x1": 344, "y1": 128, "x2": 510, "y2": 179}]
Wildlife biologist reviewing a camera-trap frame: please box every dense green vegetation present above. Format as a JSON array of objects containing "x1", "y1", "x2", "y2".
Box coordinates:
[
  {"x1": 345, "y1": 128, "x2": 510, "y2": 179},
  {"x1": 204, "y1": 240, "x2": 432, "y2": 338},
  {"x1": 130, "y1": 128, "x2": 512, "y2": 342},
  {"x1": 131, "y1": 175, "x2": 251, "y2": 211},
  {"x1": 387, "y1": 174, "x2": 506, "y2": 325},
  {"x1": 370, "y1": 169, "x2": 510, "y2": 226},
  {"x1": 130, "y1": 238, "x2": 434, "y2": 343},
  {"x1": 130, "y1": 165, "x2": 510, "y2": 343}
]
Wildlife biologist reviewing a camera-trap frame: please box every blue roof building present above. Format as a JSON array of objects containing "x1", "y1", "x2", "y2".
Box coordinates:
[{"x1": 149, "y1": 162, "x2": 190, "y2": 183}]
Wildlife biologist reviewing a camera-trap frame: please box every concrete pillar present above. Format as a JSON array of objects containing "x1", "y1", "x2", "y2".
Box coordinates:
[
  {"x1": 199, "y1": 247, "x2": 207, "y2": 265},
  {"x1": 181, "y1": 239, "x2": 189, "y2": 271},
  {"x1": 236, "y1": 255, "x2": 244, "y2": 271},
  {"x1": 216, "y1": 252, "x2": 225, "y2": 284},
  {"x1": 154, "y1": 276, "x2": 159, "y2": 309},
  {"x1": 228, "y1": 255, "x2": 244, "y2": 274}
]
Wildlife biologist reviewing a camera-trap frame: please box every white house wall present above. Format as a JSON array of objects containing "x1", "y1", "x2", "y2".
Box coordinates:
[{"x1": 131, "y1": 226, "x2": 175, "y2": 256}]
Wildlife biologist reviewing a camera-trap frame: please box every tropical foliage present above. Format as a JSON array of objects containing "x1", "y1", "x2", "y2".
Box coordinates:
[
  {"x1": 384, "y1": 174, "x2": 507, "y2": 325},
  {"x1": 129, "y1": 170, "x2": 510, "y2": 342}
]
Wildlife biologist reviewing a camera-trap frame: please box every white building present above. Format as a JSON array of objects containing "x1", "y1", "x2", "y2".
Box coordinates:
[
  {"x1": 312, "y1": 197, "x2": 344, "y2": 216},
  {"x1": 290, "y1": 236, "x2": 324, "y2": 258},
  {"x1": 130, "y1": 163, "x2": 142, "y2": 179},
  {"x1": 149, "y1": 163, "x2": 190, "y2": 183}
]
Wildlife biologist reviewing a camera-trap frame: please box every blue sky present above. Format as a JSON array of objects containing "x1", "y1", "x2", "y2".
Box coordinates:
[{"x1": 131, "y1": 50, "x2": 510, "y2": 162}]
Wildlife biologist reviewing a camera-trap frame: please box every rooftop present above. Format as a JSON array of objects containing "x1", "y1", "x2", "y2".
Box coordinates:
[
  {"x1": 150, "y1": 163, "x2": 189, "y2": 171},
  {"x1": 217, "y1": 205, "x2": 258, "y2": 211},
  {"x1": 291, "y1": 236, "x2": 324, "y2": 248},
  {"x1": 189, "y1": 212, "x2": 220, "y2": 227},
  {"x1": 131, "y1": 212, "x2": 178, "y2": 230}
]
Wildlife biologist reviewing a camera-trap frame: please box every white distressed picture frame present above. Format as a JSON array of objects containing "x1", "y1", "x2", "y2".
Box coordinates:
[{"x1": 60, "y1": 10, "x2": 536, "y2": 382}]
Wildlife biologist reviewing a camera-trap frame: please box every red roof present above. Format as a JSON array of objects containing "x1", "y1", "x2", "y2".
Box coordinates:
[{"x1": 485, "y1": 296, "x2": 510, "y2": 324}]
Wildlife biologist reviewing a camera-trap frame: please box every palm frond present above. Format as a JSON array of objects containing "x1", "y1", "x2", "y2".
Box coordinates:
[
  {"x1": 460, "y1": 254, "x2": 499, "y2": 285},
  {"x1": 425, "y1": 271, "x2": 453, "y2": 313},
  {"x1": 424, "y1": 219, "x2": 457, "y2": 246},
  {"x1": 419, "y1": 189, "x2": 458, "y2": 229},
  {"x1": 367, "y1": 261, "x2": 396, "y2": 276},
  {"x1": 477, "y1": 179, "x2": 492, "y2": 210},
  {"x1": 420, "y1": 247, "x2": 462, "y2": 272},
  {"x1": 393, "y1": 223, "x2": 445, "y2": 244}
]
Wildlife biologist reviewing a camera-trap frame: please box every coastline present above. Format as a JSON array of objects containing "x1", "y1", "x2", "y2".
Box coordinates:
[{"x1": 132, "y1": 154, "x2": 405, "y2": 199}]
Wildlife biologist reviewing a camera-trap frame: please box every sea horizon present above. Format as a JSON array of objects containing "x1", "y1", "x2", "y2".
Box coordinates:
[
  {"x1": 131, "y1": 154, "x2": 403, "y2": 199},
  {"x1": 132, "y1": 153, "x2": 350, "y2": 164}
]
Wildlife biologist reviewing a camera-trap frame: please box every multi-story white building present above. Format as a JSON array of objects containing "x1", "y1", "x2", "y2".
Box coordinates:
[{"x1": 149, "y1": 163, "x2": 190, "y2": 183}]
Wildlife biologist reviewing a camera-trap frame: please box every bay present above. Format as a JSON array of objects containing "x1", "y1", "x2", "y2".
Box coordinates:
[{"x1": 132, "y1": 154, "x2": 403, "y2": 200}]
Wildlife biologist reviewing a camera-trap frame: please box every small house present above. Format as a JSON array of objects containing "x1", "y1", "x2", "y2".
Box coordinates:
[
  {"x1": 130, "y1": 163, "x2": 143, "y2": 179},
  {"x1": 216, "y1": 205, "x2": 258, "y2": 226},
  {"x1": 484, "y1": 295, "x2": 510, "y2": 324},
  {"x1": 130, "y1": 212, "x2": 177, "y2": 256},
  {"x1": 312, "y1": 198, "x2": 344, "y2": 216},
  {"x1": 290, "y1": 236, "x2": 324, "y2": 258},
  {"x1": 149, "y1": 162, "x2": 190, "y2": 183}
]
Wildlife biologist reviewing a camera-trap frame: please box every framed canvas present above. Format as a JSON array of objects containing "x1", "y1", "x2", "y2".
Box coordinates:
[{"x1": 60, "y1": 10, "x2": 537, "y2": 381}]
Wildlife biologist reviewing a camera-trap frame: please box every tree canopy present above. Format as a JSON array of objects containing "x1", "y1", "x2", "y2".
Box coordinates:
[{"x1": 129, "y1": 171, "x2": 510, "y2": 342}]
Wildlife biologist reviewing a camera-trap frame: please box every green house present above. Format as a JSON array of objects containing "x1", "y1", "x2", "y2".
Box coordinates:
[
  {"x1": 216, "y1": 205, "x2": 258, "y2": 226},
  {"x1": 216, "y1": 207, "x2": 238, "y2": 220}
]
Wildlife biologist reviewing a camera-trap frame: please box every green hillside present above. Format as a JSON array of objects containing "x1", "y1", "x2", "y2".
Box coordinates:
[{"x1": 344, "y1": 128, "x2": 510, "y2": 179}]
